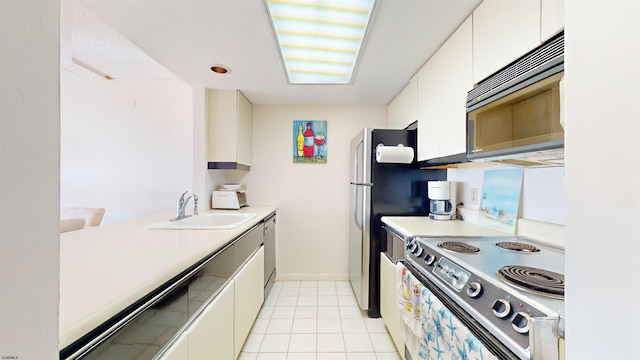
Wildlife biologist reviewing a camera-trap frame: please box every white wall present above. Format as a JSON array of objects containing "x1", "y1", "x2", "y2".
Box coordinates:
[
  {"x1": 0, "y1": 0, "x2": 60, "y2": 358},
  {"x1": 60, "y1": 79, "x2": 193, "y2": 224},
  {"x1": 448, "y1": 163, "x2": 565, "y2": 225},
  {"x1": 227, "y1": 105, "x2": 386, "y2": 280},
  {"x1": 565, "y1": 1, "x2": 640, "y2": 359}
]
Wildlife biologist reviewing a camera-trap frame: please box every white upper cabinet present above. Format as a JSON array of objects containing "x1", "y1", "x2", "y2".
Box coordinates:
[
  {"x1": 207, "y1": 89, "x2": 252, "y2": 170},
  {"x1": 472, "y1": 0, "x2": 541, "y2": 83},
  {"x1": 417, "y1": 16, "x2": 473, "y2": 162},
  {"x1": 541, "y1": 0, "x2": 565, "y2": 42},
  {"x1": 387, "y1": 74, "x2": 418, "y2": 129}
]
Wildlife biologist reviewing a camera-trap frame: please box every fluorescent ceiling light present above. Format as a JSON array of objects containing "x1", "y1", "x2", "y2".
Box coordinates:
[{"x1": 266, "y1": 0, "x2": 375, "y2": 84}]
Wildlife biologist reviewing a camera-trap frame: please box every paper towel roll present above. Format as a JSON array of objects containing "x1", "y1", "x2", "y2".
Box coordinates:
[{"x1": 375, "y1": 144, "x2": 414, "y2": 164}]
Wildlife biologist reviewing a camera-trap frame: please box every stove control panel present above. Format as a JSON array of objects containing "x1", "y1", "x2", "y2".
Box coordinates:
[
  {"x1": 512, "y1": 312, "x2": 531, "y2": 334},
  {"x1": 466, "y1": 282, "x2": 482, "y2": 298},
  {"x1": 433, "y1": 257, "x2": 470, "y2": 292},
  {"x1": 424, "y1": 253, "x2": 436, "y2": 266},
  {"x1": 492, "y1": 299, "x2": 512, "y2": 318},
  {"x1": 406, "y1": 239, "x2": 421, "y2": 255}
]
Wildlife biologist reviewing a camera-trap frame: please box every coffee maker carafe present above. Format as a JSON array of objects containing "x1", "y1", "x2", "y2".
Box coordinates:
[{"x1": 428, "y1": 181, "x2": 457, "y2": 220}]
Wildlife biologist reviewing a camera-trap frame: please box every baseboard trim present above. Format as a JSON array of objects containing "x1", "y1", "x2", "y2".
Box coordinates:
[{"x1": 275, "y1": 273, "x2": 349, "y2": 282}]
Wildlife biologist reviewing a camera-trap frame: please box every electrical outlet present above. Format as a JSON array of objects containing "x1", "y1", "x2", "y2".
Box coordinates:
[{"x1": 470, "y1": 187, "x2": 478, "y2": 204}]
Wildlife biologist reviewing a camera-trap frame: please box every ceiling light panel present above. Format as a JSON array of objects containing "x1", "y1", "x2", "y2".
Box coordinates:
[{"x1": 266, "y1": 0, "x2": 375, "y2": 84}]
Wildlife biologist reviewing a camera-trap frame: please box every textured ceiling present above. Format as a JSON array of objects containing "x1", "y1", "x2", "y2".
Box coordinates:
[
  {"x1": 60, "y1": 0, "x2": 176, "y2": 80},
  {"x1": 62, "y1": 0, "x2": 481, "y2": 105}
]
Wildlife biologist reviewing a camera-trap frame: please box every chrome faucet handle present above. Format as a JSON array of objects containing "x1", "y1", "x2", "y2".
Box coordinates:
[
  {"x1": 178, "y1": 191, "x2": 189, "y2": 206},
  {"x1": 193, "y1": 194, "x2": 199, "y2": 216},
  {"x1": 171, "y1": 191, "x2": 192, "y2": 221}
]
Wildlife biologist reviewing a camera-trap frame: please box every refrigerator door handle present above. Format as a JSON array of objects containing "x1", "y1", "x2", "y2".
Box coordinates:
[
  {"x1": 351, "y1": 137, "x2": 373, "y2": 186},
  {"x1": 352, "y1": 137, "x2": 365, "y2": 231},
  {"x1": 351, "y1": 183, "x2": 372, "y2": 229},
  {"x1": 353, "y1": 185, "x2": 362, "y2": 230},
  {"x1": 353, "y1": 137, "x2": 363, "y2": 185}
]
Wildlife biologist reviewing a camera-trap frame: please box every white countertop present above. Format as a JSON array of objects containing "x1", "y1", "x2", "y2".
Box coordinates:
[
  {"x1": 381, "y1": 216, "x2": 509, "y2": 238},
  {"x1": 59, "y1": 206, "x2": 276, "y2": 349}
]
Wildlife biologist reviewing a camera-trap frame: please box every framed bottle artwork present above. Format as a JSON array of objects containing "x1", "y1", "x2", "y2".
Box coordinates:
[{"x1": 293, "y1": 120, "x2": 327, "y2": 163}]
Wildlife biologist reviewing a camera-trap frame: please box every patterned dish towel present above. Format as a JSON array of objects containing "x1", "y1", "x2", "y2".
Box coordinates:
[
  {"x1": 396, "y1": 263, "x2": 498, "y2": 360},
  {"x1": 397, "y1": 262, "x2": 426, "y2": 359}
]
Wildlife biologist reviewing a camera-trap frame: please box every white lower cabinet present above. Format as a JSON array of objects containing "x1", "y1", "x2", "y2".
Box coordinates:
[
  {"x1": 189, "y1": 280, "x2": 235, "y2": 360},
  {"x1": 159, "y1": 247, "x2": 265, "y2": 360},
  {"x1": 380, "y1": 253, "x2": 405, "y2": 359},
  {"x1": 158, "y1": 331, "x2": 189, "y2": 360},
  {"x1": 234, "y1": 247, "x2": 265, "y2": 358}
]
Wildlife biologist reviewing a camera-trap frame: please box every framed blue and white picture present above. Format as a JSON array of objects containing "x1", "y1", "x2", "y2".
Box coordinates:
[{"x1": 478, "y1": 168, "x2": 524, "y2": 234}]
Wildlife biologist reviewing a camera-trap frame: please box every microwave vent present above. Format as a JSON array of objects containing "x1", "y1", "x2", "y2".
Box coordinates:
[
  {"x1": 474, "y1": 147, "x2": 565, "y2": 168},
  {"x1": 467, "y1": 32, "x2": 564, "y2": 105}
]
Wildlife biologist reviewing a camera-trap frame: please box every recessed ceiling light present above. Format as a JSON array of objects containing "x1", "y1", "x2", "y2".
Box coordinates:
[
  {"x1": 210, "y1": 65, "x2": 230, "y2": 74},
  {"x1": 265, "y1": 0, "x2": 375, "y2": 85}
]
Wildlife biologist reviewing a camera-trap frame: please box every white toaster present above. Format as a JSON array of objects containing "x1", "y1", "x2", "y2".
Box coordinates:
[{"x1": 211, "y1": 190, "x2": 248, "y2": 210}]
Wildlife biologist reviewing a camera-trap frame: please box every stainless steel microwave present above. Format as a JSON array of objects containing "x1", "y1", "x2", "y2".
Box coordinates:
[{"x1": 466, "y1": 33, "x2": 564, "y2": 167}]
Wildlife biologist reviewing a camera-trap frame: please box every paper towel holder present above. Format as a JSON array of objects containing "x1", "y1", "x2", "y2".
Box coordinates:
[
  {"x1": 376, "y1": 143, "x2": 407, "y2": 150},
  {"x1": 375, "y1": 143, "x2": 415, "y2": 164}
]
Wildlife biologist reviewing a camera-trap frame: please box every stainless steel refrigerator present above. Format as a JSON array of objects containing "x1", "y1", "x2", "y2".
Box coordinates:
[{"x1": 349, "y1": 128, "x2": 446, "y2": 317}]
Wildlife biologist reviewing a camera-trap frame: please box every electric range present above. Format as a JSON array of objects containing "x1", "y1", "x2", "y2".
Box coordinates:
[{"x1": 405, "y1": 236, "x2": 565, "y2": 360}]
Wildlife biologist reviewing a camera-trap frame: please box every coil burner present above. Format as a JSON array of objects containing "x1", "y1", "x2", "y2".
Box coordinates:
[
  {"x1": 437, "y1": 241, "x2": 481, "y2": 253},
  {"x1": 497, "y1": 265, "x2": 565, "y2": 299},
  {"x1": 495, "y1": 241, "x2": 541, "y2": 253}
]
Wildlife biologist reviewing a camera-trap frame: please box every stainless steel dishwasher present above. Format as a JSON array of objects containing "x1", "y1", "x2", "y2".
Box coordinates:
[{"x1": 263, "y1": 212, "x2": 276, "y2": 297}]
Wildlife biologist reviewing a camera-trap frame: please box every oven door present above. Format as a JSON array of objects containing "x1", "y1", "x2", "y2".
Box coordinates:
[{"x1": 402, "y1": 262, "x2": 520, "y2": 360}]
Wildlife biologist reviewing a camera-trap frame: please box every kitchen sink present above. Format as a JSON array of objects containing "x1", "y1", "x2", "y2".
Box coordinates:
[{"x1": 147, "y1": 212, "x2": 258, "y2": 230}]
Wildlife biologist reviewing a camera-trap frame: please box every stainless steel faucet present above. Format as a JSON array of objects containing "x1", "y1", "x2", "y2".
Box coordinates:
[{"x1": 170, "y1": 191, "x2": 199, "y2": 221}]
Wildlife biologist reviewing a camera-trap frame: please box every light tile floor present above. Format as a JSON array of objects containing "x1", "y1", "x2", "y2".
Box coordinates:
[{"x1": 239, "y1": 281, "x2": 401, "y2": 360}]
